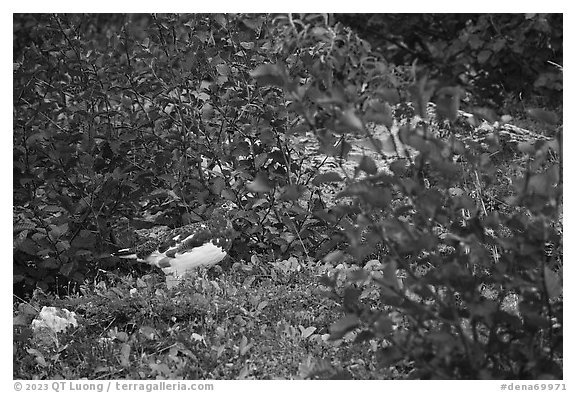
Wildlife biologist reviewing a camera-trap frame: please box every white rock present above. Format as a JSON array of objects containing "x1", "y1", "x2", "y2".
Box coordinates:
[{"x1": 31, "y1": 306, "x2": 78, "y2": 333}]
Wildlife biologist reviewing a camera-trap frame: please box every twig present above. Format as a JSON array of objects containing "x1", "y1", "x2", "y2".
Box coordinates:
[
  {"x1": 13, "y1": 294, "x2": 40, "y2": 312},
  {"x1": 288, "y1": 218, "x2": 311, "y2": 264},
  {"x1": 99, "y1": 317, "x2": 117, "y2": 338}
]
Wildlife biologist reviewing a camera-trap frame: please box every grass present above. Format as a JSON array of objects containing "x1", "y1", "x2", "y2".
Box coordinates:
[{"x1": 14, "y1": 260, "x2": 391, "y2": 380}]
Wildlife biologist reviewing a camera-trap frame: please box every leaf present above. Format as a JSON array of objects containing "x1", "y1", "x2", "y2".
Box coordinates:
[
  {"x1": 378, "y1": 346, "x2": 404, "y2": 366},
  {"x1": 477, "y1": 50, "x2": 492, "y2": 64},
  {"x1": 298, "y1": 354, "x2": 315, "y2": 378},
  {"x1": 340, "y1": 108, "x2": 364, "y2": 132},
  {"x1": 435, "y1": 86, "x2": 463, "y2": 122},
  {"x1": 500, "y1": 115, "x2": 513, "y2": 124},
  {"x1": 381, "y1": 259, "x2": 400, "y2": 290},
  {"x1": 114, "y1": 331, "x2": 129, "y2": 342},
  {"x1": 322, "y1": 250, "x2": 344, "y2": 264},
  {"x1": 453, "y1": 195, "x2": 476, "y2": 210},
  {"x1": 280, "y1": 184, "x2": 305, "y2": 201},
  {"x1": 332, "y1": 140, "x2": 352, "y2": 158},
  {"x1": 379, "y1": 135, "x2": 398, "y2": 154},
  {"x1": 247, "y1": 173, "x2": 272, "y2": 193},
  {"x1": 213, "y1": 14, "x2": 227, "y2": 28},
  {"x1": 254, "y1": 152, "x2": 268, "y2": 169},
  {"x1": 13, "y1": 314, "x2": 32, "y2": 326},
  {"x1": 19, "y1": 302, "x2": 38, "y2": 316},
  {"x1": 40, "y1": 257, "x2": 60, "y2": 269},
  {"x1": 71, "y1": 230, "x2": 96, "y2": 249},
  {"x1": 312, "y1": 172, "x2": 343, "y2": 185},
  {"x1": 492, "y1": 38, "x2": 507, "y2": 52},
  {"x1": 49, "y1": 223, "x2": 69, "y2": 240},
  {"x1": 544, "y1": 266, "x2": 562, "y2": 298},
  {"x1": 527, "y1": 172, "x2": 555, "y2": 195},
  {"x1": 469, "y1": 300, "x2": 499, "y2": 318},
  {"x1": 374, "y1": 314, "x2": 394, "y2": 336},
  {"x1": 240, "y1": 41, "x2": 255, "y2": 50},
  {"x1": 364, "y1": 101, "x2": 394, "y2": 128},
  {"x1": 250, "y1": 64, "x2": 286, "y2": 88},
  {"x1": 358, "y1": 156, "x2": 378, "y2": 175},
  {"x1": 210, "y1": 176, "x2": 226, "y2": 195},
  {"x1": 191, "y1": 333, "x2": 205, "y2": 344},
  {"x1": 336, "y1": 182, "x2": 369, "y2": 199},
  {"x1": 27, "y1": 348, "x2": 47, "y2": 367},
  {"x1": 119, "y1": 343, "x2": 131, "y2": 368},
  {"x1": 121, "y1": 96, "x2": 132, "y2": 108},
  {"x1": 448, "y1": 187, "x2": 464, "y2": 197},
  {"x1": 41, "y1": 205, "x2": 65, "y2": 213},
  {"x1": 311, "y1": 26, "x2": 330, "y2": 39},
  {"x1": 526, "y1": 108, "x2": 558, "y2": 125},
  {"x1": 472, "y1": 107, "x2": 498, "y2": 123},
  {"x1": 299, "y1": 325, "x2": 317, "y2": 339},
  {"x1": 242, "y1": 275, "x2": 256, "y2": 289},
  {"x1": 330, "y1": 315, "x2": 360, "y2": 339},
  {"x1": 379, "y1": 88, "x2": 400, "y2": 104},
  {"x1": 364, "y1": 187, "x2": 392, "y2": 208},
  {"x1": 408, "y1": 77, "x2": 437, "y2": 118},
  {"x1": 353, "y1": 137, "x2": 379, "y2": 151},
  {"x1": 59, "y1": 262, "x2": 75, "y2": 277},
  {"x1": 517, "y1": 141, "x2": 536, "y2": 154},
  {"x1": 347, "y1": 269, "x2": 369, "y2": 282},
  {"x1": 215, "y1": 63, "x2": 229, "y2": 76},
  {"x1": 242, "y1": 17, "x2": 262, "y2": 31},
  {"x1": 389, "y1": 159, "x2": 410, "y2": 176},
  {"x1": 257, "y1": 300, "x2": 269, "y2": 311},
  {"x1": 238, "y1": 365, "x2": 250, "y2": 379},
  {"x1": 139, "y1": 326, "x2": 158, "y2": 340},
  {"x1": 239, "y1": 335, "x2": 252, "y2": 356}
]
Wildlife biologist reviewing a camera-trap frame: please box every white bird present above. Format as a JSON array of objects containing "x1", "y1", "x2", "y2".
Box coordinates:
[{"x1": 115, "y1": 203, "x2": 236, "y2": 285}]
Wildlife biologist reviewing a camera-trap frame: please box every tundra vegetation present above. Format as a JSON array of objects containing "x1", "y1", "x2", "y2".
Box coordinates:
[{"x1": 13, "y1": 13, "x2": 562, "y2": 379}]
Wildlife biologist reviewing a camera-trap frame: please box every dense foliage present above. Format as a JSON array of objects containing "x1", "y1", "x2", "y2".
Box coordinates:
[
  {"x1": 336, "y1": 13, "x2": 563, "y2": 109},
  {"x1": 14, "y1": 13, "x2": 562, "y2": 379}
]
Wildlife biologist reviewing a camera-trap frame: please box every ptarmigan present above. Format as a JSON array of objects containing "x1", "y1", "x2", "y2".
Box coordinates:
[{"x1": 115, "y1": 202, "x2": 236, "y2": 285}]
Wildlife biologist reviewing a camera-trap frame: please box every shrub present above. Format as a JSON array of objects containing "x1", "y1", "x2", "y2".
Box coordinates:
[{"x1": 335, "y1": 13, "x2": 563, "y2": 109}]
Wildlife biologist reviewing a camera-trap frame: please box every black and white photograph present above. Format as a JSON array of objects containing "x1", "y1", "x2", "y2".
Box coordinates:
[{"x1": 12, "y1": 12, "x2": 563, "y2": 382}]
